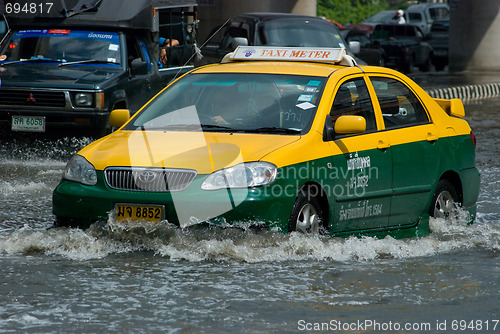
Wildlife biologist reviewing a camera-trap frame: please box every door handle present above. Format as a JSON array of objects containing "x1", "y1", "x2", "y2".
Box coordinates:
[
  {"x1": 427, "y1": 133, "x2": 439, "y2": 142},
  {"x1": 377, "y1": 140, "x2": 390, "y2": 150}
]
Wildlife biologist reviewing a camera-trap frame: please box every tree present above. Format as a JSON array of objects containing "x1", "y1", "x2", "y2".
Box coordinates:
[{"x1": 318, "y1": 0, "x2": 389, "y2": 25}]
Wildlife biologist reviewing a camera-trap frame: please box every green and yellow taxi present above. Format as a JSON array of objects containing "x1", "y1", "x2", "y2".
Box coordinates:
[{"x1": 53, "y1": 47, "x2": 480, "y2": 238}]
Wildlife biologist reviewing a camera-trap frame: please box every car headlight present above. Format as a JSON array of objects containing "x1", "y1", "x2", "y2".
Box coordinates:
[
  {"x1": 73, "y1": 92, "x2": 94, "y2": 107},
  {"x1": 201, "y1": 162, "x2": 277, "y2": 190},
  {"x1": 63, "y1": 155, "x2": 97, "y2": 186}
]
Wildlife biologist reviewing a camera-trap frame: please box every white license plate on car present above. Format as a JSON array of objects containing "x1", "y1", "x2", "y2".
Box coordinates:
[{"x1": 11, "y1": 116, "x2": 46, "y2": 132}]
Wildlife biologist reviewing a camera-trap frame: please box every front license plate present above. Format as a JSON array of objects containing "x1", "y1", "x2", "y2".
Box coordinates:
[
  {"x1": 11, "y1": 116, "x2": 46, "y2": 132},
  {"x1": 115, "y1": 204, "x2": 165, "y2": 223}
]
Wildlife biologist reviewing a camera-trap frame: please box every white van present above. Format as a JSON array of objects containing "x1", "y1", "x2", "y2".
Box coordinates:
[{"x1": 405, "y1": 3, "x2": 449, "y2": 36}]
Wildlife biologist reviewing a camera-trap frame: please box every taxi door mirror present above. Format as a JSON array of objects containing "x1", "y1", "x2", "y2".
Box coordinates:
[
  {"x1": 334, "y1": 115, "x2": 366, "y2": 135},
  {"x1": 109, "y1": 109, "x2": 130, "y2": 129}
]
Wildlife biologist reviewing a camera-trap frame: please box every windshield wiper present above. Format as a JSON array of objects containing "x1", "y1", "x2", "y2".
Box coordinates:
[
  {"x1": 59, "y1": 60, "x2": 119, "y2": 67},
  {"x1": 200, "y1": 124, "x2": 234, "y2": 131},
  {"x1": 244, "y1": 127, "x2": 301, "y2": 134},
  {"x1": 1, "y1": 58, "x2": 63, "y2": 66}
]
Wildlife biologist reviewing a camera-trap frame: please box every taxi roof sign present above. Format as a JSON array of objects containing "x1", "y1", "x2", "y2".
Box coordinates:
[{"x1": 230, "y1": 46, "x2": 347, "y2": 63}]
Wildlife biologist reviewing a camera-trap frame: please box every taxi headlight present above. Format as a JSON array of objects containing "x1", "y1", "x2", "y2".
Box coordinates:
[
  {"x1": 201, "y1": 162, "x2": 277, "y2": 190},
  {"x1": 74, "y1": 92, "x2": 94, "y2": 107},
  {"x1": 63, "y1": 155, "x2": 97, "y2": 186}
]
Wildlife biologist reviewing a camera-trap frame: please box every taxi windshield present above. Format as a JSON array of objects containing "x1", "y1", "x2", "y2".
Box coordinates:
[
  {"x1": 0, "y1": 29, "x2": 121, "y2": 66},
  {"x1": 126, "y1": 72, "x2": 326, "y2": 135}
]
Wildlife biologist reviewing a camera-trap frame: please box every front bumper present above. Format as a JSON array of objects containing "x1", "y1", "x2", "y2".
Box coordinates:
[
  {"x1": 52, "y1": 173, "x2": 297, "y2": 231},
  {"x1": 0, "y1": 108, "x2": 110, "y2": 138}
]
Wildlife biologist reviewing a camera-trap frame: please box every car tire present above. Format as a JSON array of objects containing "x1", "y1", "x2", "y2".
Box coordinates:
[
  {"x1": 429, "y1": 179, "x2": 459, "y2": 220},
  {"x1": 418, "y1": 56, "x2": 431, "y2": 72},
  {"x1": 380, "y1": 55, "x2": 386, "y2": 67},
  {"x1": 434, "y1": 61, "x2": 446, "y2": 72},
  {"x1": 53, "y1": 216, "x2": 92, "y2": 229},
  {"x1": 288, "y1": 186, "x2": 325, "y2": 234},
  {"x1": 402, "y1": 56, "x2": 414, "y2": 74}
]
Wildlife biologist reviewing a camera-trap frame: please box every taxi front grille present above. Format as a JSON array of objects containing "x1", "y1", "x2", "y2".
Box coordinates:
[
  {"x1": 0, "y1": 89, "x2": 66, "y2": 107},
  {"x1": 104, "y1": 167, "x2": 197, "y2": 192}
]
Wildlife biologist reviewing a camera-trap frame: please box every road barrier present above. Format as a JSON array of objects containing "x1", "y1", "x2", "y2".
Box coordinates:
[{"x1": 426, "y1": 83, "x2": 500, "y2": 101}]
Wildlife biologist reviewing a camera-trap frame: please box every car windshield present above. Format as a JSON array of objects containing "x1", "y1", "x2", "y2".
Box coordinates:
[
  {"x1": 256, "y1": 19, "x2": 346, "y2": 48},
  {"x1": 0, "y1": 29, "x2": 121, "y2": 66},
  {"x1": 364, "y1": 11, "x2": 395, "y2": 24},
  {"x1": 126, "y1": 72, "x2": 326, "y2": 135},
  {"x1": 429, "y1": 7, "x2": 449, "y2": 21}
]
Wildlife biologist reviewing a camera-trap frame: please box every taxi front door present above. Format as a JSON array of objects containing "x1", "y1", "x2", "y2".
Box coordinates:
[{"x1": 326, "y1": 77, "x2": 393, "y2": 234}]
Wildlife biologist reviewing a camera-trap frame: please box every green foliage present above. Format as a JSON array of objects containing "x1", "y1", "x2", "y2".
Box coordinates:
[{"x1": 318, "y1": 0, "x2": 389, "y2": 25}]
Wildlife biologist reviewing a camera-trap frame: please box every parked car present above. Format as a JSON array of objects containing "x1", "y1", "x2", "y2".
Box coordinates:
[
  {"x1": 371, "y1": 23, "x2": 433, "y2": 73},
  {"x1": 196, "y1": 12, "x2": 368, "y2": 66},
  {"x1": 405, "y1": 3, "x2": 450, "y2": 36},
  {"x1": 364, "y1": 10, "x2": 398, "y2": 25},
  {"x1": 53, "y1": 46, "x2": 480, "y2": 239},
  {"x1": 340, "y1": 28, "x2": 383, "y2": 66},
  {"x1": 0, "y1": 0, "x2": 198, "y2": 138},
  {"x1": 348, "y1": 10, "x2": 399, "y2": 35},
  {"x1": 428, "y1": 19, "x2": 449, "y2": 71}
]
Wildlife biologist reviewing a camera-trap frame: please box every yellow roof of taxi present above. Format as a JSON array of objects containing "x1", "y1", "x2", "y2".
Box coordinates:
[{"x1": 193, "y1": 60, "x2": 350, "y2": 76}]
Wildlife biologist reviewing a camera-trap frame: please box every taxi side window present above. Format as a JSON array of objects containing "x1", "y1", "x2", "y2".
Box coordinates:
[
  {"x1": 330, "y1": 79, "x2": 377, "y2": 132},
  {"x1": 371, "y1": 77, "x2": 429, "y2": 129}
]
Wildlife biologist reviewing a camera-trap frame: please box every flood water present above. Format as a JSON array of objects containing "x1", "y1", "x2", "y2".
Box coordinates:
[{"x1": 0, "y1": 98, "x2": 499, "y2": 333}]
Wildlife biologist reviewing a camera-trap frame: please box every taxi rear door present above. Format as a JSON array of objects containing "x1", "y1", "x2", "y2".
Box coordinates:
[{"x1": 367, "y1": 75, "x2": 441, "y2": 227}]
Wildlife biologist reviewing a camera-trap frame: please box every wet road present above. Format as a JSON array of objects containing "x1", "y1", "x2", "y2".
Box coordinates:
[{"x1": 0, "y1": 98, "x2": 499, "y2": 333}]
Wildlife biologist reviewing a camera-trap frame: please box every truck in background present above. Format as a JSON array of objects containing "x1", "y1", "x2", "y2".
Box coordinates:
[
  {"x1": 195, "y1": 12, "x2": 377, "y2": 67},
  {"x1": 405, "y1": 3, "x2": 449, "y2": 36},
  {"x1": 0, "y1": 0, "x2": 198, "y2": 138}
]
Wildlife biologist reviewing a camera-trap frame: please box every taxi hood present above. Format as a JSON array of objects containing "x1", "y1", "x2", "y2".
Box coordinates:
[{"x1": 80, "y1": 130, "x2": 301, "y2": 174}]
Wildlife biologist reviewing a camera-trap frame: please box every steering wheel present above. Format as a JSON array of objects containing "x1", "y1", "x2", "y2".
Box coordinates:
[
  {"x1": 198, "y1": 113, "x2": 214, "y2": 124},
  {"x1": 247, "y1": 98, "x2": 263, "y2": 118}
]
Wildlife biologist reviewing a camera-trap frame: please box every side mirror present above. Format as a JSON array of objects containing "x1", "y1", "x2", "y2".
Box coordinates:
[
  {"x1": 323, "y1": 115, "x2": 335, "y2": 141},
  {"x1": 231, "y1": 37, "x2": 248, "y2": 49},
  {"x1": 349, "y1": 41, "x2": 361, "y2": 54},
  {"x1": 109, "y1": 109, "x2": 130, "y2": 129},
  {"x1": 334, "y1": 115, "x2": 366, "y2": 135},
  {"x1": 130, "y1": 58, "x2": 148, "y2": 76}
]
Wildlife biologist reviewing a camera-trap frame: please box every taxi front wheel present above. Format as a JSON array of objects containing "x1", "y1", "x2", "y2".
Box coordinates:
[
  {"x1": 288, "y1": 187, "x2": 325, "y2": 234},
  {"x1": 429, "y1": 179, "x2": 459, "y2": 220}
]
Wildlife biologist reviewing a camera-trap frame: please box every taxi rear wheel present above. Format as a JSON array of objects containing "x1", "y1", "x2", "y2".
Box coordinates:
[
  {"x1": 288, "y1": 187, "x2": 325, "y2": 234},
  {"x1": 430, "y1": 179, "x2": 459, "y2": 220}
]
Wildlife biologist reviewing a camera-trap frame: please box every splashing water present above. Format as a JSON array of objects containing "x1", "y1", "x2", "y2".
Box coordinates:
[{"x1": 1, "y1": 209, "x2": 498, "y2": 262}]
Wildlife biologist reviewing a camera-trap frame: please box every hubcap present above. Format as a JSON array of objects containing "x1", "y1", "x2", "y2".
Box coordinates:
[
  {"x1": 296, "y1": 203, "x2": 320, "y2": 234},
  {"x1": 434, "y1": 190, "x2": 456, "y2": 219}
]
